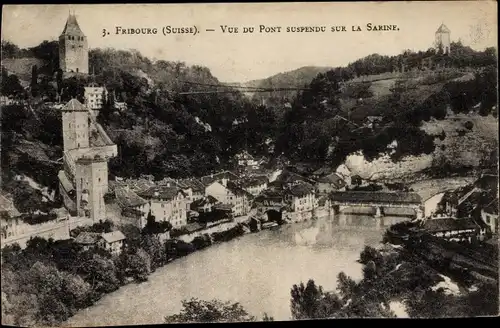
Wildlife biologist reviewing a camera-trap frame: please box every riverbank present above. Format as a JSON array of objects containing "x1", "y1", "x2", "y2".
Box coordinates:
[
  {"x1": 63, "y1": 214, "x2": 385, "y2": 326},
  {"x1": 0, "y1": 218, "x2": 256, "y2": 327}
]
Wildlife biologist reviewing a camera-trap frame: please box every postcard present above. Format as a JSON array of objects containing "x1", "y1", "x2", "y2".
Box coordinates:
[{"x1": 1, "y1": 2, "x2": 498, "y2": 326}]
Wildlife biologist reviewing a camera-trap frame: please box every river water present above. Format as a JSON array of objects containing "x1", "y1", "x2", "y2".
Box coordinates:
[{"x1": 65, "y1": 213, "x2": 408, "y2": 326}]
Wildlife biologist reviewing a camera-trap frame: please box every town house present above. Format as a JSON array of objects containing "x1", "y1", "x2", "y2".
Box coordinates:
[
  {"x1": 84, "y1": 83, "x2": 108, "y2": 113},
  {"x1": 138, "y1": 185, "x2": 190, "y2": 229},
  {"x1": 99, "y1": 230, "x2": 126, "y2": 255},
  {"x1": 114, "y1": 186, "x2": 150, "y2": 229},
  {"x1": 481, "y1": 198, "x2": 498, "y2": 234},
  {"x1": 316, "y1": 173, "x2": 346, "y2": 194},
  {"x1": 74, "y1": 232, "x2": 102, "y2": 252},
  {"x1": 284, "y1": 181, "x2": 317, "y2": 213},
  {"x1": 237, "y1": 176, "x2": 269, "y2": 197},
  {"x1": 204, "y1": 180, "x2": 252, "y2": 217},
  {"x1": 177, "y1": 178, "x2": 206, "y2": 201},
  {"x1": 421, "y1": 217, "x2": 487, "y2": 243},
  {"x1": 190, "y1": 195, "x2": 219, "y2": 213}
]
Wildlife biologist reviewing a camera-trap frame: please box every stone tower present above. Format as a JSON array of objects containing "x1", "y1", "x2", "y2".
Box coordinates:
[
  {"x1": 61, "y1": 98, "x2": 89, "y2": 151},
  {"x1": 59, "y1": 13, "x2": 89, "y2": 74},
  {"x1": 435, "y1": 24, "x2": 451, "y2": 54},
  {"x1": 58, "y1": 98, "x2": 117, "y2": 223}
]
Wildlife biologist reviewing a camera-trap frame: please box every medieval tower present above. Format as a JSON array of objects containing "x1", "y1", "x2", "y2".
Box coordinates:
[
  {"x1": 58, "y1": 98, "x2": 117, "y2": 222},
  {"x1": 59, "y1": 13, "x2": 89, "y2": 74},
  {"x1": 435, "y1": 24, "x2": 451, "y2": 54}
]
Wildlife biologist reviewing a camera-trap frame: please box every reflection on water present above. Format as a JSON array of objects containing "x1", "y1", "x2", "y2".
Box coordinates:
[{"x1": 65, "y1": 214, "x2": 408, "y2": 326}]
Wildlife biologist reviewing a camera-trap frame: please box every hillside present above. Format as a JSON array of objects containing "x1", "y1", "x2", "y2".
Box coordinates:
[
  {"x1": 241, "y1": 66, "x2": 333, "y2": 105},
  {"x1": 1, "y1": 57, "x2": 45, "y2": 83},
  {"x1": 1, "y1": 39, "x2": 497, "y2": 194}
]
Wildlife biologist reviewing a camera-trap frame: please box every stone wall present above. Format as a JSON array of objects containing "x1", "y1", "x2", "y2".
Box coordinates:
[
  {"x1": 1, "y1": 217, "x2": 93, "y2": 249},
  {"x1": 178, "y1": 221, "x2": 239, "y2": 243}
]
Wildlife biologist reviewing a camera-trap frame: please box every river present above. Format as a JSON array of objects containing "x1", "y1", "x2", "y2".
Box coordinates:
[{"x1": 65, "y1": 213, "x2": 408, "y2": 326}]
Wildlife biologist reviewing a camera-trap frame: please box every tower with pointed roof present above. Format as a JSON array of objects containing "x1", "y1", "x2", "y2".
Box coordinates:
[
  {"x1": 59, "y1": 12, "x2": 89, "y2": 74},
  {"x1": 435, "y1": 24, "x2": 451, "y2": 54}
]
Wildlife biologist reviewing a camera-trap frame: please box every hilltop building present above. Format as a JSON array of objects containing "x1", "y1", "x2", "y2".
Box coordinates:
[
  {"x1": 58, "y1": 99, "x2": 117, "y2": 222},
  {"x1": 84, "y1": 83, "x2": 108, "y2": 113},
  {"x1": 435, "y1": 24, "x2": 451, "y2": 54},
  {"x1": 59, "y1": 13, "x2": 89, "y2": 75}
]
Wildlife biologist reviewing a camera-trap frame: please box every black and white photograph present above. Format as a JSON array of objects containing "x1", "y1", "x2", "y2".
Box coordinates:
[{"x1": 0, "y1": 2, "x2": 498, "y2": 326}]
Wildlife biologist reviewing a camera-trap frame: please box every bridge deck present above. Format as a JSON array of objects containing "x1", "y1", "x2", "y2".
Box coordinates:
[{"x1": 330, "y1": 191, "x2": 422, "y2": 205}]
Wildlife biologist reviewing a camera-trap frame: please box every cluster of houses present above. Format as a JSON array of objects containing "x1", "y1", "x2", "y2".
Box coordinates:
[
  {"x1": 103, "y1": 164, "x2": 357, "y2": 233},
  {"x1": 417, "y1": 172, "x2": 498, "y2": 243}
]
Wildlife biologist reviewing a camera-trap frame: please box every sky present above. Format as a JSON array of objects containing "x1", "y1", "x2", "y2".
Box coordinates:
[{"x1": 2, "y1": 2, "x2": 498, "y2": 83}]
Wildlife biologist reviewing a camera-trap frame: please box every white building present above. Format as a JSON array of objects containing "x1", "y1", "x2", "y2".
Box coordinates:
[
  {"x1": 84, "y1": 84, "x2": 108, "y2": 111},
  {"x1": 204, "y1": 180, "x2": 252, "y2": 217},
  {"x1": 138, "y1": 185, "x2": 190, "y2": 229}
]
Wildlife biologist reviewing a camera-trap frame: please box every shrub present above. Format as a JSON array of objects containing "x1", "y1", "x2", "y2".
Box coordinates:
[{"x1": 463, "y1": 121, "x2": 474, "y2": 130}]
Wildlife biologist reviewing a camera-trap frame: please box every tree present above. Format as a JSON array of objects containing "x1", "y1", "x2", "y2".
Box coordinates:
[
  {"x1": 77, "y1": 252, "x2": 120, "y2": 295},
  {"x1": 290, "y1": 279, "x2": 324, "y2": 319},
  {"x1": 140, "y1": 233, "x2": 166, "y2": 270},
  {"x1": 164, "y1": 298, "x2": 256, "y2": 323},
  {"x1": 1, "y1": 68, "x2": 25, "y2": 97},
  {"x1": 31, "y1": 65, "x2": 39, "y2": 97},
  {"x1": 1, "y1": 40, "x2": 20, "y2": 58},
  {"x1": 119, "y1": 248, "x2": 151, "y2": 282},
  {"x1": 336, "y1": 272, "x2": 358, "y2": 301}
]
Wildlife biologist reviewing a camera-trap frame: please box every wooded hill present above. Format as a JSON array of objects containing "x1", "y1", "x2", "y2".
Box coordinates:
[{"x1": 1, "y1": 39, "x2": 498, "y2": 191}]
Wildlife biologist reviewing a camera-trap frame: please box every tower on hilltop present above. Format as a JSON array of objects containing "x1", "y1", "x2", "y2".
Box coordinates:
[
  {"x1": 435, "y1": 24, "x2": 451, "y2": 55},
  {"x1": 59, "y1": 12, "x2": 89, "y2": 74}
]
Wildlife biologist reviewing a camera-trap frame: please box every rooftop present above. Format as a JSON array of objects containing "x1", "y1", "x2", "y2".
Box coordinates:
[
  {"x1": 226, "y1": 181, "x2": 254, "y2": 198},
  {"x1": 176, "y1": 178, "x2": 205, "y2": 192},
  {"x1": 200, "y1": 171, "x2": 240, "y2": 186},
  {"x1": 237, "y1": 175, "x2": 269, "y2": 188},
  {"x1": 101, "y1": 230, "x2": 126, "y2": 243},
  {"x1": 62, "y1": 98, "x2": 88, "y2": 112},
  {"x1": 0, "y1": 192, "x2": 21, "y2": 218},
  {"x1": 330, "y1": 191, "x2": 422, "y2": 204},
  {"x1": 185, "y1": 222, "x2": 204, "y2": 234},
  {"x1": 482, "y1": 198, "x2": 499, "y2": 215},
  {"x1": 422, "y1": 217, "x2": 479, "y2": 232},
  {"x1": 191, "y1": 195, "x2": 219, "y2": 208},
  {"x1": 60, "y1": 14, "x2": 86, "y2": 37},
  {"x1": 58, "y1": 170, "x2": 75, "y2": 194},
  {"x1": 214, "y1": 203, "x2": 235, "y2": 211},
  {"x1": 74, "y1": 232, "x2": 101, "y2": 245},
  {"x1": 312, "y1": 167, "x2": 332, "y2": 176},
  {"x1": 318, "y1": 173, "x2": 346, "y2": 188},
  {"x1": 286, "y1": 181, "x2": 316, "y2": 197},
  {"x1": 139, "y1": 185, "x2": 185, "y2": 201},
  {"x1": 436, "y1": 24, "x2": 451, "y2": 34},
  {"x1": 115, "y1": 187, "x2": 148, "y2": 208}
]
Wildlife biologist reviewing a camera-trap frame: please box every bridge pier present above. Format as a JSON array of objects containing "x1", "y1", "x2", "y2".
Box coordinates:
[
  {"x1": 374, "y1": 206, "x2": 384, "y2": 218},
  {"x1": 416, "y1": 206, "x2": 425, "y2": 220}
]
